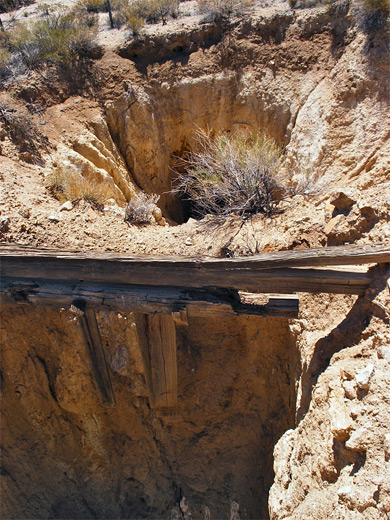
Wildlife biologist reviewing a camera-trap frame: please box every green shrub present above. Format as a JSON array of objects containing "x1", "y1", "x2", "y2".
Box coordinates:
[
  {"x1": 4, "y1": 10, "x2": 100, "y2": 72},
  {"x1": 125, "y1": 13, "x2": 145, "y2": 35},
  {"x1": 172, "y1": 130, "x2": 287, "y2": 218}
]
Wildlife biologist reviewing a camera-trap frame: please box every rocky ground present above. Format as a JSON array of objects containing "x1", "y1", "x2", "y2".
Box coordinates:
[{"x1": 0, "y1": 1, "x2": 390, "y2": 519}]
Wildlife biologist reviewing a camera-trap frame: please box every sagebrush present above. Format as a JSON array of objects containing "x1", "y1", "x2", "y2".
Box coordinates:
[
  {"x1": 0, "y1": 9, "x2": 100, "y2": 78},
  {"x1": 172, "y1": 130, "x2": 287, "y2": 218},
  {"x1": 124, "y1": 192, "x2": 159, "y2": 224}
]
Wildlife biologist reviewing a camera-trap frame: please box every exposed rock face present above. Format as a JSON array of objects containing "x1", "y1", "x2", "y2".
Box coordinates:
[
  {"x1": 269, "y1": 266, "x2": 390, "y2": 520},
  {"x1": 102, "y1": 7, "x2": 389, "y2": 219},
  {"x1": 0, "y1": 307, "x2": 298, "y2": 519}
]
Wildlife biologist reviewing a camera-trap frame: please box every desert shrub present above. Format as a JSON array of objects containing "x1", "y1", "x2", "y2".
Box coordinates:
[
  {"x1": 125, "y1": 12, "x2": 145, "y2": 34},
  {"x1": 0, "y1": 0, "x2": 34, "y2": 14},
  {"x1": 197, "y1": 0, "x2": 253, "y2": 19},
  {"x1": 172, "y1": 130, "x2": 287, "y2": 218},
  {"x1": 122, "y1": 0, "x2": 179, "y2": 26},
  {"x1": 362, "y1": 0, "x2": 389, "y2": 31},
  {"x1": 46, "y1": 168, "x2": 113, "y2": 209},
  {"x1": 76, "y1": 0, "x2": 108, "y2": 13},
  {"x1": 3, "y1": 10, "x2": 100, "y2": 73},
  {"x1": 125, "y1": 192, "x2": 159, "y2": 224},
  {"x1": 0, "y1": 99, "x2": 47, "y2": 157},
  {"x1": 0, "y1": 47, "x2": 12, "y2": 81}
]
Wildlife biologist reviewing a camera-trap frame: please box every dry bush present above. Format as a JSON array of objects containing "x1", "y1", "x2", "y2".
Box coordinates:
[
  {"x1": 124, "y1": 192, "x2": 159, "y2": 225},
  {"x1": 46, "y1": 167, "x2": 113, "y2": 209},
  {"x1": 197, "y1": 0, "x2": 253, "y2": 19},
  {"x1": 0, "y1": 98, "x2": 47, "y2": 158},
  {"x1": 120, "y1": 0, "x2": 179, "y2": 26},
  {"x1": 0, "y1": 0, "x2": 34, "y2": 13},
  {"x1": 1, "y1": 9, "x2": 100, "y2": 77},
  {"x1": 76, "y1": 0, "x2": 107, "y2": 13},
  {"x1": 172, "y1": 130, "x2": 287, "y2": 218},
  {"x1": 362, "y1": 0, "x2": 389, "y2": 31}
]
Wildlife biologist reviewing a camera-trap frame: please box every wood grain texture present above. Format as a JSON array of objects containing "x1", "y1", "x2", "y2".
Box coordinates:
[
  {"x1": 1, "y1": 242, "x2": 388, "y2": 268},
  {"x1": 134, "y1": 313, "x2": 178, "y2": 410},
  {"x1": 78, "y1": 308, "x2": 115, "y2": 406},
  {"x1": 0, "y1": 278, "x2": 299, "y2": 317}
]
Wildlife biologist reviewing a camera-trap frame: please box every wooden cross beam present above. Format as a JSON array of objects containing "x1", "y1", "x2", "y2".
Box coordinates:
[
  {"x1": 1, "y1": 243, "x2": 388, "y2": 295},
  {"x1": 0, "y1": 278, "x2": 300, "y2": 318}
]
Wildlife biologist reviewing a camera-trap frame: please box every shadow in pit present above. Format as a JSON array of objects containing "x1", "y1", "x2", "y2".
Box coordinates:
[{"x1": 296, "y1": 263, "x2": 390, "y2": 424}]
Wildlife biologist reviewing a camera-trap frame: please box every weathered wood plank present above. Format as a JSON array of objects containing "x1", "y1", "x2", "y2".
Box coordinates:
[
  {"x1": 1, "y1": 242, "x2": 388, "y2": 268},
  {"x1": 0, "y1": 278, "x2": 299, "y2": 317},
  {"x1": 0, "y1": 257, "x2": 371, "y2": 295},
  {"x1": 147, "y1": 314, "x2": 177, "y2": 410},
  {"x1": 134, "y1": 313, "x2": 178, "y2": 410},
  {"x1": 75, "y1": 305, "x2": 115, "y2": 406}
]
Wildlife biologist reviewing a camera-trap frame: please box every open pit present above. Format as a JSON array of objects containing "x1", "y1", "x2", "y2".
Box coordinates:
[{"x1": 1, "y1": 2, "x2": 390, "y2": 519}]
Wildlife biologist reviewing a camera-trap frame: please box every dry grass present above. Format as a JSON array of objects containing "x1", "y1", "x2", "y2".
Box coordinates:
[{"x1": 46, "y1": 167, "x2": 114, "y2": 209}]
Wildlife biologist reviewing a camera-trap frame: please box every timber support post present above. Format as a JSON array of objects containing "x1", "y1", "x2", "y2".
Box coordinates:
[
  {"x1": 71, "y1": 300, "x2": 115, "y2": 407},
  {"x1": 134, "y1": 313, "x2": 178, "y2": 413}
]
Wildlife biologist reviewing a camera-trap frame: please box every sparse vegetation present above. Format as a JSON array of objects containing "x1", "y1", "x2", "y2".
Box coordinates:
[
  {"x1": 0, "y1": 98, "x2": 47, "y2": 159},
  {"x1": 0, "y1": 0, "x2": 34, "y2": 14},
  {"x1": 197, "y1": 0, "x2": 254, "y2": 19},
  {"x1": 46, "y1": 167, "x2": 114, "y2": 209},
  {"x1": 124, "y1": 192, "x2": 160, "y2": 224},
  {"x1": 172, "y1": 130, "x2": 289, "y2": 219},
  {"x1": 362, "y1": 0, "x2": 389, "y2": 31},
  {"x1": 112, "y1": 0, "x2": 179, "y2": 29},
  {"x1": 0, "y1": 9, "x2": 100, "y2": 79},
  {"x1": 77, "y1": 0, "x2": 108, "y2": 13}
]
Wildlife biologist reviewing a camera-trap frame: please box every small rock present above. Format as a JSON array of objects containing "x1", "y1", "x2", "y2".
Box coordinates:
[
  {"x1": 324, "y1": 202, "x2": 335, "y2": 218},
  {"x1": 59, "y1": 201, "x2": 73, "y2": 211},
  {"x1": 337, "y1": 485, "x2": 353, "y2": 500},
  {"x1": 185, "y1": 237, "x2": 193, "y2": 246},
  {"x1": 158, "y1": 217, "x2": 166, "y2": 227},
  {"x1": 378, "y1": 345, "x2": 390, "y2": 362},
  {"x1": 153, "y1": 207, "x2": 163, "y2": 222},
  {"x1": 384, "y1": 433, "x2": 390, "y2": 462},
  {"x1": 324, "y1": 214, "x2": 345, "y2": 236},
  {"x1": 18, "y1": 208, "x2": 31, "y2": 219},
  {"x1": 48, "y1": 214, "x2": 60, "y2": 223},
  {"x1": 355, "y1": 363, "x2": 375, "y2": 390},
  {"x1": 329, "y1": 390, "x2": 353, "y2": 441},
  {"x1": 0, "y1": 216, "x2": 10, "y2": 233},
  {"x1": 342, "y1": 380, "x2": 357, "y2": 400},
  {"x1": 330, "y1": 190, "x2": 356, "y2": 212},
  {"x1": 345, "y1": 424, "x2": 371, "y2": 451}
]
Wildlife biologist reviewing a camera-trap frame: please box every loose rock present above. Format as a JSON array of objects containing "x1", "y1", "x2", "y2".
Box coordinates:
[
  {"x1": 355, "y1": 364, "x2": 375, "y2": 390},
  {"x1": 59, "y1": 201, "x2": 73, "y2": 211}
]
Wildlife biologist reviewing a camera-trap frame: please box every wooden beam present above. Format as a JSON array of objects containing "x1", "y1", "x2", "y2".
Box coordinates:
[
  {"x1": 0, "y1": 278, "x2": 300, "y2": 318},
  {"x1": 1, "y1": 243, "x2": 388, "y2": 269},
  {"x1": 71, "y1": 302, "x2": 115, "y2": 406},
  {"x1": 134, "y1": 313, "x2": 178, "y2": 411}
]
